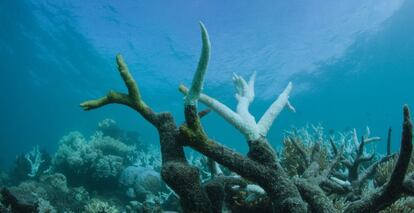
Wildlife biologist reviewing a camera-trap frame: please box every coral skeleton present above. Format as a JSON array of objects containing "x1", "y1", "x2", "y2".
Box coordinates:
[
  {"x1": 25, "y1": 146, "x2": 44, "y2": 178},
  {"x1": 79, "y1": 22, "x2": 414, "y2": 213},
  {"x1": 352, "y1": 127, "x2": 381, "y2": 147},
  {"x1": 180, "y1": 71, "x2": 294, "y2": 141}
]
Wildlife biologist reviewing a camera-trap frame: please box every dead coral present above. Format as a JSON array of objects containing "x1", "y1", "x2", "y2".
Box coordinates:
[{"x1": 80, "y1": 22, "x2": 414, "y2": 213}]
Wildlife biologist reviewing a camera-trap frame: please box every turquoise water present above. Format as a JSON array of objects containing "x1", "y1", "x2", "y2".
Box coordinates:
[{"x1": 1, "y1": 0, "x2": 413, "y2": 169}]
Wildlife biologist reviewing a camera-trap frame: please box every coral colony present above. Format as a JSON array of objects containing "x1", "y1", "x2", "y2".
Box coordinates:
[{"x1": 1, "y1": 23, "x2": 414, "y2": 212}]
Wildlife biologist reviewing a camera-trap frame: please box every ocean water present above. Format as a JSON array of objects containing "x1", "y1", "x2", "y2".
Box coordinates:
[
  {"x1": 1, "y1": 0, "x2": 413, "y2": 166},
  {"x1": 0, "y1": 1, "x2": 414, "y2": 211}
]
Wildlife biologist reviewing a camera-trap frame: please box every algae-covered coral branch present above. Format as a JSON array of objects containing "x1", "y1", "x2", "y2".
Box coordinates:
[
  {"x1": 81, "y1": 23, "x2": 212, "y2": 213},
  {"x1": 344, "y1": 105, "x2": 413, "y2": 213},
  {"x1": 80, "y1": 21, "x2": 414, "y2": 213},
  {"x1": 179, "y1": 29, "x2": 307, "y2": 212},
  {"x1": 80, "y1": 54, "x2": 158, "y2": 126}
]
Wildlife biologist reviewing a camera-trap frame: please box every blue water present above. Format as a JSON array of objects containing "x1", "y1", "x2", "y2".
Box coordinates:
[{"x1": 1, "y1": 0, "x2": 413, "y2": 168}]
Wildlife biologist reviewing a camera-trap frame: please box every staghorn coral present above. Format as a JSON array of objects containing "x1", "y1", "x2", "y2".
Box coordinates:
[
  {"x1": 80, "y1": 22, "x2": 414, "y2": 213},
  {"x1": 281, "y1": 136, "x2": 308, "y2": 177},
  {"x1": 25, "y1": 146, "x2": 45, "y2": 178},
  {"x1": 281, "y1": 126, "x2": 330, "y2": 177},
  {"x1": 180, "y1": 72, "x2": 295, "y2": 141},
  {"x1": 10, "y1": 148, "x2": 51, "y2": 184},
  {"x1": 81, "y1": 23, "x2": 213, "y2": 212}
]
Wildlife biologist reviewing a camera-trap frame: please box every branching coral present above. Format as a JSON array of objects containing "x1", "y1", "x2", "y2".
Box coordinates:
[
  {"x1": 134, "y1": 144, "x2": 161, "y2": 170},
  {"x1": 80, "y1": 22, "x2": 414, "y2": 213},
  {"x1": 281, "y1": 125, "x2": 330, "y2": 177},
  {"x1": 81, "y1": 23, "x2": 212, "y2": 212},
  {"x1": 179, "y1": 71, "x2": 295, "y2": 142},
  {"x1": 25, "y1": 146, "x2": 45, "y2": 178},
  {"x1": 342, "y1": 106, "x2": 413, "y2": 212}
]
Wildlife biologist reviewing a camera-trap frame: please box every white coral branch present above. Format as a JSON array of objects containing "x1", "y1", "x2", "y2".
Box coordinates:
[
  {"x1": 257, "y1": 82, "x2": 293, "y2": 137},
  {"x1": 353, "y1": 127, "x2": 381, "y2": 147},
  {"x1": 330, "y1": 176, "x2": 351, "y2": 187},
  {"x1": 246, "y1": 184, "x2": 266, "y2": 195},
  {"x1": 187, "y1": 73, "x2": 293, "y2": 141},
  {"x1": 25, "y1": 146, "x2": 44, "y2": 178}
]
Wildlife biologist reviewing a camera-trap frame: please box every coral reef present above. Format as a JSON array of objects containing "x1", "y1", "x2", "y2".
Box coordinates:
[
  {"x1": 0, "y1": 171, "x2": 9, "y2": 188},
  {"x1": 380, "y1": 197, "x2": 414, "y2": 213},
  {"x1": 84, "y1": 198, "x2": 119, "y2": 213},
  {"x1": 81, "y1": 23, "x2": 213, "y2": 212},
  {"x1": 1, "y1": 118, "x2": 174, "y2": 212},
  {"x1": 52, "y1": 128, "x2": 137, "y2": 190},
  {"x1": 98, "y1": 118, "x2": 144, "y2": 148},
  {"x1": 2, "y1": 23, "x2": 412, "y2": 213},
  {"x1": 1, "y1": 172, "x2": 125, "y2": 212},
  {"x1": 79, "y1": 22, "x2": 414, "y2": 212},
  {"x1": 119, "y1": 165, "x2": 164, "y2": 200},
  {"x1": 10, "y1": 147, "x2": 51, "y2": 183},
  {"x1": 25, "y1": 146, "x2": 45, "y2": 178}
]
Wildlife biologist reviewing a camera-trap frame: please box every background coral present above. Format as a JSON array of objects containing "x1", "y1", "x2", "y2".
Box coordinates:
[
  {"x1": 84, "y1": 198, "x2": 120, "y2": 213},
  {"x1": 52, "y1": 123, "x2": 139, "y2": 191},
  {"x1": 10, "y1": 148, "x2": 51, "y2": 184},
  {"x1": 281, "y1": 125, "x2": 329, "y2": 177}
]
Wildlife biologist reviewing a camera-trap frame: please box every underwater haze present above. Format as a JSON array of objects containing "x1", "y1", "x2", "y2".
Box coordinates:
[
  {"x1": 2, "y1": 0, "x2": 414, "y2": 212},
  {"x1": 1, "y1": 0, "x2": 413, "y2": 166}
]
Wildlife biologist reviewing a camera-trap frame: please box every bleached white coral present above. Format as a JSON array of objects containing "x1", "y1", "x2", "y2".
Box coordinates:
[
  {"x1": 97, "y1": 118, "x2": 117, "y2": 130},
  {"x1": 186, "y1": 72, "x2": 294, "y2": 141},
  {"x1": 25, "y1": 146, "x2": 45, "y2": 178},
  {"x1": 352, "y1": 126, "x2": 381, "y2": 151}
]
